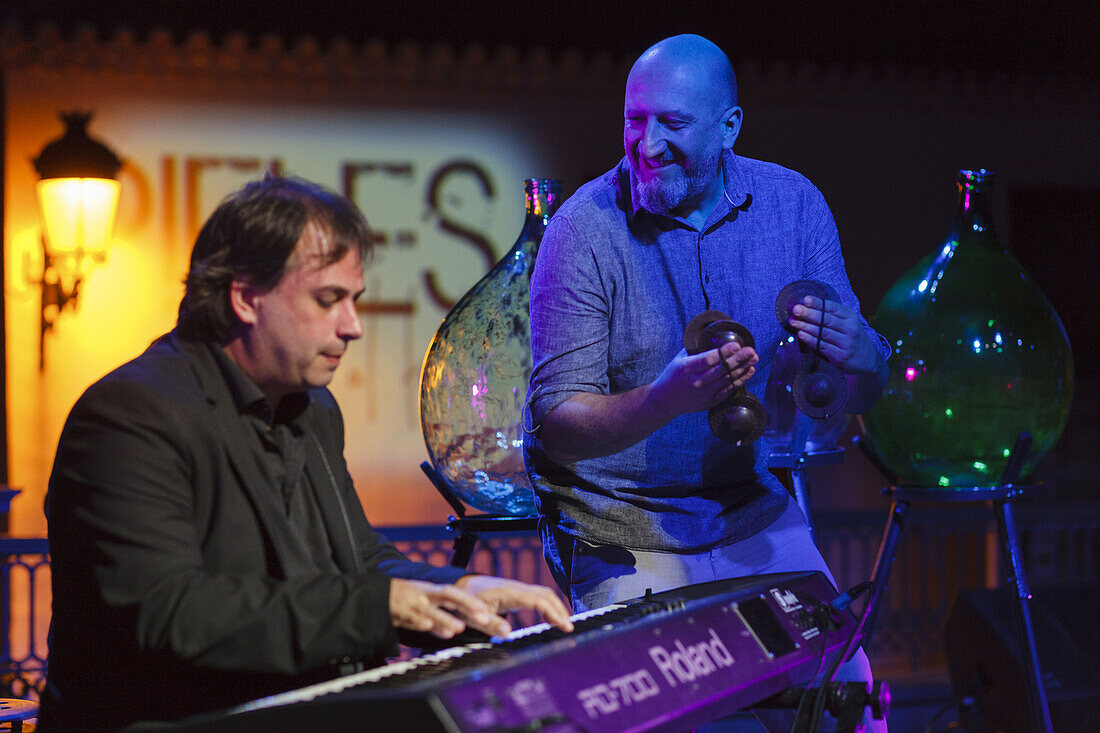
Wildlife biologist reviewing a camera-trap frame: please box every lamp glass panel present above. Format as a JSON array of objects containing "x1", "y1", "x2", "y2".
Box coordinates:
[{"x1": 36, "y1": 177, "x2": 121, "y2": 257}]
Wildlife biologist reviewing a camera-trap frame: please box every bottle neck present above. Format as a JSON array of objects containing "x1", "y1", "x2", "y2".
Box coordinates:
[
  {"x1": 522, "y1": 179, "x2": 562, "y2": 231},
  {"x1": 954, "y1": 170, "x2": 996, "y2": 240}
]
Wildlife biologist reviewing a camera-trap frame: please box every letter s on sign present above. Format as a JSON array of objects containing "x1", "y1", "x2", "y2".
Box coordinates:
[{"x1": 423, "y1": 160, "x2": 497, "y2": 310}]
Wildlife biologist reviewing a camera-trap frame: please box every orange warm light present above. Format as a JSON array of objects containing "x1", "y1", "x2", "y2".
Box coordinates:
[{"x1": 36, "y1": 177, "x2": 121, "y2": 261}]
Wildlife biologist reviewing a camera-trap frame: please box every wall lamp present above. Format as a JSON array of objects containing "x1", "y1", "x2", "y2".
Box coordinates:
[{"x1": 31, "y1": 111, "x2": 123, "y2": 370}]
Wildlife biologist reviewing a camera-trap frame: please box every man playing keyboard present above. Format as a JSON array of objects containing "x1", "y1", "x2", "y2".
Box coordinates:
[{"x1": 42, "y1": 176, "x2": 572, "y2": 731}]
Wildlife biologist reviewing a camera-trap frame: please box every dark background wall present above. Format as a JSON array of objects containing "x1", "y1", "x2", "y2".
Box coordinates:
[{"x1": 6, "y1": 1, "x2": 1095, "y2": 77}]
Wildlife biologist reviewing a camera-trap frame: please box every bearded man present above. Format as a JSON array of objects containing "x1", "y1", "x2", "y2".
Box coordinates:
[{"x1": 524, "y1": 34, "x2": 889, "y2": 732}]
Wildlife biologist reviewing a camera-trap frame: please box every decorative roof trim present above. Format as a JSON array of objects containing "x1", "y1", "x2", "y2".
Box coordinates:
[
  {"x1": 1, "y1": 24, "x2": 1094, "y2": 110},
  {"x1": 0, "y1": 25, "x2": 628, "y2": 99}
]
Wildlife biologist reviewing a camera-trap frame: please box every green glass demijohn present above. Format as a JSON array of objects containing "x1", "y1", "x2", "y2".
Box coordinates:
[
  {"x1": 859, "y1": 170, "x2": 1073, "y2": 488},
  {"x1": 419, "y1": 178, "x2": 562, "y2": 515}
]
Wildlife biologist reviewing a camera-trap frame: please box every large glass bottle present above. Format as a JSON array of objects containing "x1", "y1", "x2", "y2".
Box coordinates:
[
  {"x1": 419, "y1": 179, "x2": 562, "y2": 515},
  {"x1": 859, "y1": 170, "x2": 1073, "y2": 487}
]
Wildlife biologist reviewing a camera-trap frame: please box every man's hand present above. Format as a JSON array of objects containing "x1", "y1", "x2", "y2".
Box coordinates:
[
  {"x1": 538, "y1": 340, "x2": 759, "y2": 464},
  {"x1": 389, "y1": 578, "x2": 501, "y2": 640},
  {"x1": 649, "y1": 343, "x2": 758, "y2": 417},
  {"x1": 788, "y1": 296, "x2": 880, "y2": 374},
  {"x1": 456, "y1": 575, "x2": 575, "y2": 635},
  {"x1": 787, "y1": 295, "x2": 888, "y2": 412}
]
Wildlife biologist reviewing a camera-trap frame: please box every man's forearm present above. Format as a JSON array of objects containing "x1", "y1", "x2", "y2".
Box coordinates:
[
  {"x1": 534, "y1": 343, "x2": 757, "y2": 464},
  {"x1": 537, "y1": 386, "x2": 677, "y2": 464},
  {"x1": 843, "y1": 352, "x2": 889, "y2": 414}
]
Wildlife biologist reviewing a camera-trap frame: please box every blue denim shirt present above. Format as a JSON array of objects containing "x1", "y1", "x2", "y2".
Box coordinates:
[{"x1": 524, "y1": 152, "x2": 889, "y2": 552}]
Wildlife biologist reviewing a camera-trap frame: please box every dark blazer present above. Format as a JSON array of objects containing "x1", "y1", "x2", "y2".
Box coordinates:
[{"x1": 41, "y1": 332, "x2": 465, "y2": 730}]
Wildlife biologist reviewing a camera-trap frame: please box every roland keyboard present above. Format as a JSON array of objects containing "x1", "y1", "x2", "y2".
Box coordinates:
[{"x1": 175, "y1": 570, "x2": 859, "y2": 732}]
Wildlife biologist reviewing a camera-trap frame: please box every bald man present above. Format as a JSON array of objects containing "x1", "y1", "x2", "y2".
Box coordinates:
[{"x1": 524, "y1": 35, "x2": 889, "y2": 731}]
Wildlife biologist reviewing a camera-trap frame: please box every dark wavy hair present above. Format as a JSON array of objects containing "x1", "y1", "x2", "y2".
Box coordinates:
[{"x1": 177, "y1": 175, "x2": 371, "y2": 343}]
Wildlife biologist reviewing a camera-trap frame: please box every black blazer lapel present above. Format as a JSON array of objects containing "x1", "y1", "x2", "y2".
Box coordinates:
[
  {"x1": 178, "y1": 337, "x2": 300, "y2": 578},
  {"x1": 303, "y1": 427, "x2": 362, "y2": 574}
]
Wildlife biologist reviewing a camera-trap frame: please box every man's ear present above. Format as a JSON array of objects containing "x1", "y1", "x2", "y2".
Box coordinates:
[
  {"x1": 229, "y1": 278, "x2": 261, "y2": 326},
  {"x1": 722, "y1": 106, "x2": 743, "y2": 150}
]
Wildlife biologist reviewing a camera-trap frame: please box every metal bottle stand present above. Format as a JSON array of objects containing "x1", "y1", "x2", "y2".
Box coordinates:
[
  {"x1": 768, "y1": 447, "x2": 844, "y2": 545},
  {"x1": 420, "y1": 462, "x2": 538, "y2": 569},
  {"x1": 767, "y1": 411, "x2": 846, "y2": 544},
  {"x1": 858, "y1": 432, "x2": 1054, "y2": 733}
]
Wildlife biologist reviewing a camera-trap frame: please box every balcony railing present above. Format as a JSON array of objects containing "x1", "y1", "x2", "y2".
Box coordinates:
[
  {"x1": 3, "y1": 501, "x2": 1097, "y2": 699},
  {"x1": 0, "y1": 537, "x2": 50, "y2": 700}
]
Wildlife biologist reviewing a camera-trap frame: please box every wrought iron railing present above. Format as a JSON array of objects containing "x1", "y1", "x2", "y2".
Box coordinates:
[
  {"x1": 0, "y1": 538, "x2": 50, "y2": 700},
  {"x1": 3, "y1": 501, "x2": 1097, "y2": 698}
]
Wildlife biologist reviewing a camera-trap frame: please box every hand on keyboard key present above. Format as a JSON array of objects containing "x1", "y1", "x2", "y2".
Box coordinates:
[
  {"x1": 455, "y1": 575, "x2": 575, "y2": 635},
  {"x1": 389, "y1": 579, "x2": 497, "y2": 639}
]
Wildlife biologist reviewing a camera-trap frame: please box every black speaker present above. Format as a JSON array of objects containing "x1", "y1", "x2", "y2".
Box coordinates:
[{"x1": 944, "y1": 585, "x2": 1100, "y2": 733}]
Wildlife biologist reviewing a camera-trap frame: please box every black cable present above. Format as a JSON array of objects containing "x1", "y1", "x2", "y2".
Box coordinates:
[
  {"x1": 789, "y1": 619, "x2": 831, "y2": 733},
  {"x1": 810, "y1": 293, "x2": 826, "y2": 372},
  {"x1": 806, "y1": 634, "x2": 849, "y2": 732},
  {"x1": 806, "y1": 582, "x2": 877, "y2": 732},
  {"x1": 831, "y1": 581, "x2": 873, "y2": 612},
  {"x1": 784, "y1": 593, "x2": 842, "y2": 733}
]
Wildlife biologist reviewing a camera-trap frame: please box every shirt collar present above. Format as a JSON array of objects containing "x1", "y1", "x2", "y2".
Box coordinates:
[
  {"x1": 206, "y1": 342, "x2": 311, "y2": 427},
  {"x1": 619, "y1": 149, "x2": 752, "y2": 226}
]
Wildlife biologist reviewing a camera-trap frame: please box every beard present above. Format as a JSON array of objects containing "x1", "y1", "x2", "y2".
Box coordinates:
[{"x1": 633, "y1": 139, "x2": 724, "y2": 216}]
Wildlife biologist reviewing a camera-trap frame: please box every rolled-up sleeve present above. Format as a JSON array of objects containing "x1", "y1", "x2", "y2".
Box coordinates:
[
  {"x1": 527, "y1": 215, "x2": 612, "y2": 428},
  {"x1": 802, "y1": 190, "x2": 891, "y2": 363}
]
